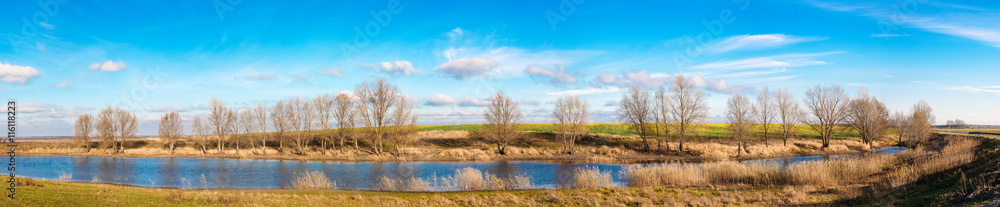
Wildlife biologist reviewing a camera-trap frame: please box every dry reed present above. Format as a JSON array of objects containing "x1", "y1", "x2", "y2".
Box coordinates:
[
  {"x1": 292, "y1": 170, "x2": 333, "y2": 189},
  {"x1": 572, "y1": 167, "x2": 615, "y2": 189}
]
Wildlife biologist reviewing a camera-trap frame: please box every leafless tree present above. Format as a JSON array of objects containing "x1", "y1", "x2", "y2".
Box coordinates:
[
  {"x1": 668, "y1": 75, "x2": 707, "y2": 152},
  {"x1": 908, "y1": 100, "x2": 935, "y2": 148},
  {"x1": 847, "y1": 87, "x2": 889, "y2": 149},
  {"x1": 775, "y1": 89, "x2": 804, "y2": 146},
  {"x1": 313, "y1": 94, "x2": 334, "y2": 152},
  {"x1": 208, "y1": 97, "x2": 235, "y2": 154},
  {"x1": 888, "y1": 111, "x2": 910, "y2": 144},
  {"x1": 191, "y1": 114, "x2": 208, "y2": 154},
  {"x1": 334, "y1": 93, "x2": 358, "y2": 153},
  {"x1": 726, "y1": 94, "x2": 755, "y2": 157},
  {"x1": 355, "y1": 79, "x2": 402, "y2": 155},
  {"x1": 270, "y1": 100, "x2": 290, "y2": 154},
  {"x1": 755, "y1": 87, "x2": 776, "y2": 146},
  {"x1": 96, "y1": 106, "x2": 137, "y2": 154},
  {"x1": 483, "y1": 91, "x2": 523, "y2": 155},
  {"x1": 553, "y1": 95, "x2": 589, "y2": 154},
  {"x1": 653, "y1": 86, "x2": 673, "y2": 151},
  {"x1": 158, "y1": 111, "x2": 183, "y2": 154},
  {"x1": 254, "y1": 103, "x2": 268, "y2": 155},
  {"x1": 237, "y1": 109, "x2": 255, "y2": 154},
  {"x1": 619, "y1": 85, "x2": 653, "y2": 151},
  {"x1": 388, "y1": 97, "x2": 419, "y2": 155},
  {"x1": 74, "y1": 114, "x2": 95, "y2": 152},
  {"x1": 803, "y1": 85, "x2": 850, "y2": 148},
  {"x1": 291, "y1": 98, "x2": 315, "y2": 154}
]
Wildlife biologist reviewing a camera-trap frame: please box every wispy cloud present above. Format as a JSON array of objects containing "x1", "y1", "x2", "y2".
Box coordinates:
[
  {"x1": 704, "y1": 34, "x2": 826, "y2": 53},
  {"x1": 525, "y1": 65, "x2": 581, "y2": 86},
  {"x1": 546, "y1": 86, "x2": 622, "y2": 96},
  {"x1": 368, "y1": 60, "x2": 421, "y2": 77},
  {"x1": 947, "y1": 86, "x2": 1000, "y2": 94},
  {"x1": 425, "y1": 94, "x2": 459, "y2": 106},
  {"x1": 808, "y1": 0, "x2": 1000, "y2": 48},
  {"x1": 689, "y1": 52, "x2": 843, "y2": 70},
  {"x1": 246, "y1": 73, "x2": 276, "y2": 81}
]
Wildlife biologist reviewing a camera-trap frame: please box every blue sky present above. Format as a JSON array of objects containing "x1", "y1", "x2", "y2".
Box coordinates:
[{"x1": 2, "y1": 0, "x2": 999, "y2": 137}]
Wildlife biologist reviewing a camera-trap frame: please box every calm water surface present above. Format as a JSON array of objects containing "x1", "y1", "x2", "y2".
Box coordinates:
[{"x1": 18, "y1": 147, "x2": 907, "y2": 190}]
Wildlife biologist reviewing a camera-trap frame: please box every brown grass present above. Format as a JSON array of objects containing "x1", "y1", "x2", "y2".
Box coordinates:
[
  {"x1": 571, "y1": 167, "x2": 615, "y2": 189},
  {"x1": 292, "y1": 171, "x2": 333, "y2": 189}
]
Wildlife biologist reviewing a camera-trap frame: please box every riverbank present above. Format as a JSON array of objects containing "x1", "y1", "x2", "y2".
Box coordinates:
[
  {"x1": 19, "y1": 129, "x2": 892, "y2": 164},
  {"x1": 2, "y1": 133, "x2": 992, "y2": 206}
]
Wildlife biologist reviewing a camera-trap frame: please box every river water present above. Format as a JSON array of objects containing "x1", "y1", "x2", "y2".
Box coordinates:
[{"x1": 17, "y1": 147, "x2": 907, "y2": 190}]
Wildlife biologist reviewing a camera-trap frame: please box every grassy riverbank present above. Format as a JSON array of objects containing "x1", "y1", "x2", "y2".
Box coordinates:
[{"x1": 2, "y1": 134, "x2": 994, "y2": 206}]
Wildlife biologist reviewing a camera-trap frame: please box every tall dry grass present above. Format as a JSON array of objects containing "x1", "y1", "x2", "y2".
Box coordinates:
[
  {"x1": 292, "y1": 171, "x2": 334, "y2": 189},
  {"x1": 377, "y1": 167, "x2": 532, "y2": 192},
  {"x1": 622, "y1": 137, "x2": 982, "y2": 189},
  {"x1": 572, "y1": 167, "x2": 615, "y2": 189}
]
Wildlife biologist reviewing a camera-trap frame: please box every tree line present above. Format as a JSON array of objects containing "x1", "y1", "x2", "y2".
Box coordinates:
[{"x1": 72, "y1": 77, "x2": 937, "y2": 157}]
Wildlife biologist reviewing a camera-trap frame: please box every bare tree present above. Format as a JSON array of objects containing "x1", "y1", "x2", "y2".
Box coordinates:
[
  {"x1": 237, "y1": 109, "x2": 255, "y2": 155},
  {"x1": 908, "y1": 100, "x2": 935, "y2": 148},
  {"x1": 669, "y1": 75, "x2": 707, "y2": 152},
  {"x1": 776, "y1": 89, "x2": 804, "y2": 146},
  {"x1": 619, "y1": 85, "x2": 653, "y2": 151},
  {"x1": 191, "y1": 114, "x2": 208, "y2": 154},
  {"x1": 483, "y1": 91, "x2": 523, "y2": 155},
  {"x1": 254, "y1": 103, "x2": 268, "y2": 155},
  {"x1": 96, "y1": 107, "x2": 116, "y2": 153},
  {"x1": 270, "y1": 100, "x2": 290, "y2": 154},
  {"x1": 553, "y1": 96, "x2": 589, "y2": 154},
  {"x1": 355, "y1": 79, "x2": 402, "y2": 155},
  {"x1": 388, "y1": 97, "x2": 419, "y2": 155},
  {"x1": 334, "y1": 93, "x2": 358, "y2": 153},
  {"x1": 158, "y1": 111, "x2": 183, "y2": 154},
  {"x1": 803, "y1": 85, "x2": 850, "y2": 148},
  {"x1": 726, "y1": 94, "x2": 755, "y2": 157},
  {"x1": 313, "y1": 94, "x2": 335, "y2": 152},
  {"x1": 96, "y1": 106, "x2": 137, "y2": 154},
  {"x1": 290, "y1": 98, "x2": 315, "y2": 154},
  {"x1": 887, "y1": 111, "x2": 910, "y2": 144},
  {"x1": 755, "y1": 87, "x2": 777, "y2": 146},
  {"x1": 653, "y1": 86, "x2": 673, "y2": 151},
  {"x1": 208, "y1": 97, "x2": 234, "y2": 154},
  {"x1": 847, "y1": 87, "x2": 889, "y2": 149},
  {"x1": 74, "y1": 114, "x2": 95, "y2": 152}
]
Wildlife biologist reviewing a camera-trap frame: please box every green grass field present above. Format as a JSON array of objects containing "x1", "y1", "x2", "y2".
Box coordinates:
[{"x1": 418, "y1": 123, "x2": 862, "y2": 139}]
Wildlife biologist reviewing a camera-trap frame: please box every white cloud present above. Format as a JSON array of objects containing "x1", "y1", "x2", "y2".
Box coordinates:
[
  {"x1": 317, "y1": 68, "x2": 344, "y2": 77},
  {"x1": 809, "y1": 1, "x2": 1000, "y2": 48},
  {"x1": 247, "y1": 73, "x2": 276, "y2": 81},
  {"x1": 435, "y1": 57, "x2": 498, "y2": 80},
  {"x1": 520, "y1": 100, "x2": 540, "y2": 106},
  {"x1": 704, "y1": 34, "x2": 826, "y2": 53},
  {"x1": 689, "y1": 75, "x2": 746, "y2": 94},
  {"x1": 54, "y1": 80, "x2": 70, "y2": 88},
  {"x1": 546, "y1": 86, "x2": 622, "y2": 96},
  {"x1": 525, "y1": 65, "x2": 579, "y2": 86},
  {"x1": 458, "y1": 96, "x2": 490, "y2": 107},
  {"x1": 73, "y1": 106, "x2": 94, "y2": 111},
  {"x1": 335, "y1": 90, "x2": 360, "y2": 100},
  {"x1": 689, "y1": 52, "x2": 843, "y2": 70},
  {"x1": 0, "y1": 62, "x2": 40, "y2": 84},
  {"x1": 592, "y1": 71, "x2": 670, "y2": 89},
  {"x1": 88, "y1": 60, "x2": 127, "y2": 72},
  {"x1": 446, "y1": 27, "x2": 466, "y2": 38},
  {"x1": 947, "y1": 86, "x2": 1000, "y2": 94},
  {"x1": 426, "y1": 94, "x2": 459, "y2": 106},
  {"x1": 39, "y1": 21, "x2": 55, "y2": 30},
  {"x1": 374, "y1": 60, "x2": 421, "y2": 77}
]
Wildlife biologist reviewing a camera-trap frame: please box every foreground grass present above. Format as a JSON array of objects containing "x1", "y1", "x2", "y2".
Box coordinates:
[{"x1": 0, "y1": 176, "x2": 840, "y2": 206}]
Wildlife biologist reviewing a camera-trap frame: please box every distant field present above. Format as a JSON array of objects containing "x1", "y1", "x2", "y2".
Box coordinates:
[{"x1": 419, "y1": 123, "x2": 862, "y2": 139}]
